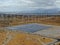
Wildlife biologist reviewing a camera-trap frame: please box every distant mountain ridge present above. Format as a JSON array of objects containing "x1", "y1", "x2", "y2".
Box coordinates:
[
  {"x1": 20, "y1": 8, "x2": 60, "y2": 14},
  {"x1": 0, "y1": 8, "x2": 60, "y2": 15}
]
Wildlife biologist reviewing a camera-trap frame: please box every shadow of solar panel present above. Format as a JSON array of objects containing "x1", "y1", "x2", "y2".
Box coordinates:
[{"x1": 6, "y1": 23, "x2": 52, "y2": 33}]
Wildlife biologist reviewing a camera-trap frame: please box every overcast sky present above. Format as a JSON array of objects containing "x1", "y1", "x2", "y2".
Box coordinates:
[{"x1": 0, "y1": 0, "x2": 60, "y2": 12}]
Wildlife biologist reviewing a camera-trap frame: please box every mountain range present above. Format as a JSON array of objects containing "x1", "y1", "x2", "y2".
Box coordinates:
[{"x1": 0, "y1": 8, "x2": 60, "y2": 15}]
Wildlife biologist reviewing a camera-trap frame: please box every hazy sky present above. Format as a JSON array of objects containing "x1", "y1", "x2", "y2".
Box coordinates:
[{"x1": 0, "y1": 0, "x2": 60, "y2": 12}]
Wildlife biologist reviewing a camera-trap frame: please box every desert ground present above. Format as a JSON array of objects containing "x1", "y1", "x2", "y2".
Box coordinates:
[
  {"x1": 0, "y1": 15, "x2": 60, "y2": 45},
  {"x1": 0, "y1": 29, "x2": 57, "y2": 45},
  {"x1": 0, "y1": 15, "x2": 60, "y2": 27}
]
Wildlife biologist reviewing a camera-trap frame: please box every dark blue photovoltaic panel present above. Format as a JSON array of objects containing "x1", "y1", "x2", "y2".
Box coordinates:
[{"x1": 6, "y1": 23, "x2": 52, "y2": 33}]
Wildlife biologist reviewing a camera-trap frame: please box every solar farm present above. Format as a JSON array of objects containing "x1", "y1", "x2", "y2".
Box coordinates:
[{"x1": 0, "y1": 15, "x2": 60, "y2": 45}]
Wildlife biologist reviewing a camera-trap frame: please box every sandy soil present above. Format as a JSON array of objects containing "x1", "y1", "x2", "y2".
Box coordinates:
[{"x1": 0, "y1": 29, "x2": 56, "y2": 45}]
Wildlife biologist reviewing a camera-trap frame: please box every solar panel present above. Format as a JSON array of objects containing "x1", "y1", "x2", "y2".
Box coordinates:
[{"x1": 6, "y1": 23, "x2": 52, "y2": 33}]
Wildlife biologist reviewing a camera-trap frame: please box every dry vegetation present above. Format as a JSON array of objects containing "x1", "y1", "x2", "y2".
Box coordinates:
[{"x1": 0, "y1": 15, "x2": 60, "y2": 27}]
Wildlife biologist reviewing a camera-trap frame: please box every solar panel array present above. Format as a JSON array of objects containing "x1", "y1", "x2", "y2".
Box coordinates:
[{"x1": 6, "y1": 23, "x2": 51, "y2": 33}]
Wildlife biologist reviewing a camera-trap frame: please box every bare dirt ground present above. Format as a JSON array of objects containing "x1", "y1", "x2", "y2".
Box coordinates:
[
  {"x1": 33, "y1": 25, "x2": 60, "y2": 45},
  {"x1": 0, "y1": 29, "x2": 56, "y2": 45}
]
